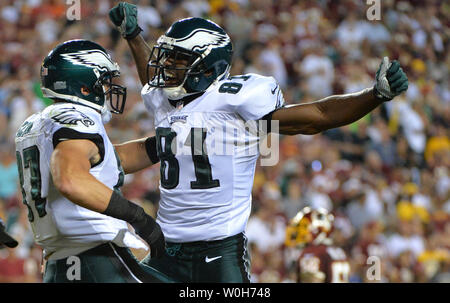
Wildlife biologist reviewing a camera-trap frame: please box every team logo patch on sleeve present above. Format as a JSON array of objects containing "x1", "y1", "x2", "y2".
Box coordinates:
[{"x1": 51, "y1": 107, "x2": 95, "y2": 127}]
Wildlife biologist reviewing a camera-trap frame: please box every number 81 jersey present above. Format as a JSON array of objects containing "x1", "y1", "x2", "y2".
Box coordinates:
[{"x1": 142, "y1": 74, "x2": 284, "y2": 243}]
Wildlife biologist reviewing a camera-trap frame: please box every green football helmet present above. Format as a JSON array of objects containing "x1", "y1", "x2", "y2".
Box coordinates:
[
  {"x1": 41, "y1": 39, "x2": 127, "y2": 117},
  {"x1": 148, "y1": 17, "x2": 233, "y2": 100}
]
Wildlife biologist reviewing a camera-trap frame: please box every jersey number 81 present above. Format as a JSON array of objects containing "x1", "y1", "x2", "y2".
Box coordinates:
[{"x1": 156, "y1": 127, "x2": 220, "y2": 190}]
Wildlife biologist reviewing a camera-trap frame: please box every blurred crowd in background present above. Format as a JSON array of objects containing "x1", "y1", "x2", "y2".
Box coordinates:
[{"x1": 0, "y1": 0, "x2": 449, "y2": 282}]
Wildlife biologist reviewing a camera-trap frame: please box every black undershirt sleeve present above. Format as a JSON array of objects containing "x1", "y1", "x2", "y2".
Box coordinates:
[
  {"x1": 52, "y1": 127, "x2": 105, "y2": 168},
  {"x1": 144, "y1": 136, "x2": 159, "y2": 164}
]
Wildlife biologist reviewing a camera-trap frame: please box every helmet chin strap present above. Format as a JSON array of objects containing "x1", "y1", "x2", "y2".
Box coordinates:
[
  {"x1": 161, "y1": 62, "x2": 231, "y2": 101},
  {"x1": 163, "y1": 86, "x2": 199, "y2": 100},
  {"x1": 101, "y1": 104, "x2": 112, "y2": 123},
  {"x1": 42, "y1": 87, "x2": 112, "y2": 124},
  {"x1": 100, "y1": 78, "x2": 113, "y2": 123},
  {"x1": 163, "y1": 71, "x2": 230, "y2": 101},
  {"x1": 163, "y1": 86, "x2": 186, "y2": 100},
  {"x1": 42, "y1": 88, "x2": 104, "y2": 111}
]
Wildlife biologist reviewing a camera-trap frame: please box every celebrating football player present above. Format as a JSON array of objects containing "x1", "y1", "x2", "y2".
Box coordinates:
[
  {"x1": 14, "y1": 39, "x2": 172, "y2": 283},
  {"x1": 109, "y1": 2, "x2": 408, "y2": 282},
  {"x1": 285, "y1": 207, "x2": 350, "y2": 283}
]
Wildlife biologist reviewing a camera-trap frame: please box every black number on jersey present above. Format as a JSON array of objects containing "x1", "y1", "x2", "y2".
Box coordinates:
[
  {"x1": 219, "y1": 75, "x2": 251, "y2": 94},
  {"x1": 16, "y1": 146, "x2": 47, "y2": 222},
  {"x1": 156, "y1": 128, "x2": 180, "y2": 189},
  {"x1": 189, "y1": 128, "x2": 220, "y2": 189},
  {"x1": 219, "y1": 82, "x2": 242, "y2": 94},
  {"x1": 113, "y1": 149, "x2": 125, "y2": 192},
  {"x1": 156, "y1": 127, "x2": 220, "y2": 190}
]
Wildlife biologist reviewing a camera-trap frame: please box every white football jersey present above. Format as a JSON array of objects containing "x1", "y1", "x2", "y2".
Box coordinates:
[
  {"x1": 141, "y1": 73, "x2": 284, "y2": 242},
  {"x1": 14, "y1": 103, "x2": 146, "y2": 260}
]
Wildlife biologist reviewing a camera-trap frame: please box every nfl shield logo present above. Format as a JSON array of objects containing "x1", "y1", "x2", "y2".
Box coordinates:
[{"x1": 41, "y1": 66, "x2": 48, "y2": 76}]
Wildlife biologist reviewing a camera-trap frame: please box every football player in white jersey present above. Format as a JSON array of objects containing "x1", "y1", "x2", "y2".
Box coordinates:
[
  {"x1": 14, "y1": 39, "x2": 172, "y2": 283},
  {"x1": 109, "y1": 2, "x2": 408, "y2": 282}
]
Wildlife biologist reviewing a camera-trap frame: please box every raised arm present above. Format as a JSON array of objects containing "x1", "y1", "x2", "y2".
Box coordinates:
[
  {"x1": 272, "y1": 57, "x2": 408, "y2": 135},
  {"x1": 128, "y1": 35, "x2": 152, "y2": 86},
  {"x1": 109, "y1": 2, "x2": 152, "y2": 86}
]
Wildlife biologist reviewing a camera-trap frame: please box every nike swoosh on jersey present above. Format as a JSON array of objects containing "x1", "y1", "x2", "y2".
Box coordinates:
[
  {"x1": 205, "y1": 256, "x2": 222, "y2": 263},
  {"x1": 271, "y1": 85, "x2": 278, "y2": 94}
]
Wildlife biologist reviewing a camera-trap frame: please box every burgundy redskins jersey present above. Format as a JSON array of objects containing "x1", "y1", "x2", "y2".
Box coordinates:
[
  {"x1": 353, "y1": 239, "x2": 387, "y2": 260},
  {"x1": 297, "y1": 244, "x2": 350, "y2": 283}
]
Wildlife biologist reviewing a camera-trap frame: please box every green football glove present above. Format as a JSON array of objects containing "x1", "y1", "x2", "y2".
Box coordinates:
[
  {"x1": 109, "y1": 2, "x2": 142, "y2": 40},
  {"x1": 374, "y1": 57, "x2": 409, "y2": 101}
]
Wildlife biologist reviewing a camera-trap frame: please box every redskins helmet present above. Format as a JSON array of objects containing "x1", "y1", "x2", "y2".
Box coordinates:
[
  {"x1": 147, "y1": 17, "x2": 233, "y2": 100},
  {"x1": 285, "y1": 207, "x2": 334, "y2": 247},
  {"x1": 41, "y1": 39, "x2": 127, "y2": 117}
]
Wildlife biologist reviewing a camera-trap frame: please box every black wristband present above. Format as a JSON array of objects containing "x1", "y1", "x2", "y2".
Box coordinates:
[
  {"x1": 124, "y1": 26, "x2": 143, "y2": 40},
  {"x1": 144, "y1": 220, "x2": 162, "y2": 244},
  {"x1": 103, "y1": 190, "x2": 146, "y2": 224},
  {"x1": 104, "y1": 191, "x2": 160, "y2": 244},
  {"x1": 145, "y1": 136, "x2": 160, "y2": 164}
]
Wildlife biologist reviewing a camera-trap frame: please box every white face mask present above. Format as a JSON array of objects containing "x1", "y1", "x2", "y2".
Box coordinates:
[{"x1": 100, "y1": 104, "x2": 112, "y2": 124}]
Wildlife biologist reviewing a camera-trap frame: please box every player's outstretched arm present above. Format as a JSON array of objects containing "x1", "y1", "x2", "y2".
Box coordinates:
[
  {"x1": 272, "y1": 57, "x2": 408, "y2": 135},
  {"x1": 50, "y1": 139, "x2": 165, "y2": 258},
  {"x1": 272, "y1": 87, "x2": 381, "y2": 135},
  {"x1": 109, "y1": 2, "x2": 152, "y2": 86},
  {"x1": 114, "y1": 136, "x2": 159, "y2": 174}
]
